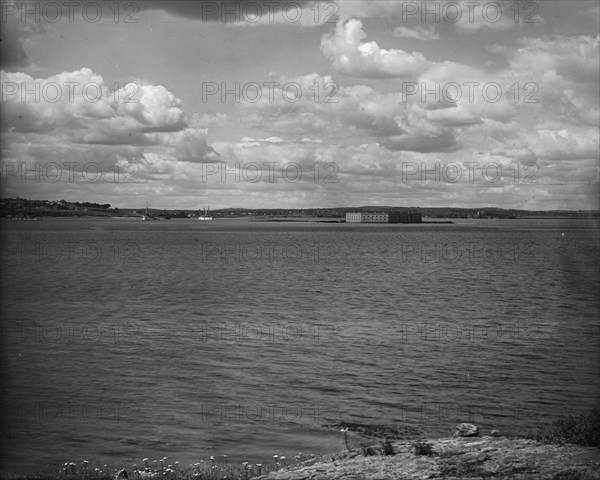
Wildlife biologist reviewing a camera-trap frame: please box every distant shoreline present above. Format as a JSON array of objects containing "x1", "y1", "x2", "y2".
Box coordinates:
[
  {"x1": 256, "y1": 217, "x2": 456, "y2": 224},
  {"x1": 4, "y1": 215, "x2": 598, "y2": 221}
]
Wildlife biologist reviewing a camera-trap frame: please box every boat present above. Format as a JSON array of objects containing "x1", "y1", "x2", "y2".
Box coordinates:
[
  {"x1": 198, "y1": 206, "x2": 213, "y2": 221},
  {"x1": 141, "y1": 202, "x2": 158, "y2": 220}
]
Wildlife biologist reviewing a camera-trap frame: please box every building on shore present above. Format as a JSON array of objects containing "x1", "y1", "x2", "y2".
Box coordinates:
[
  {"x1": 388, "y1": 211, "x2": 422, "y2": 223},
  {"x1": 346, "y1": 211, "x2": 422, "y2": 223},
  {"x1": 346, "y1": 212, "x2": 389, "y2": 223}
]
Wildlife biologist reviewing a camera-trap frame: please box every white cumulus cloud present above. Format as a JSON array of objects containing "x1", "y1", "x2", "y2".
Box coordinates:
[{"x1": 320, "y1": 19, "x2": 429, "y2": 78}]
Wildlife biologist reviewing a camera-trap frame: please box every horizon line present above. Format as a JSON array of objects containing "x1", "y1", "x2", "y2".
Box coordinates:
[{"x1": 1, "y1": 198, "x2": 599, "y2": 214}]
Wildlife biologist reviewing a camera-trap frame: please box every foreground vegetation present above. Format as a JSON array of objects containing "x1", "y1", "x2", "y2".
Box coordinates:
[
  {"x1": 0, "y1": 455, "x2": 303, "y2": 480},
  {"x1": 2, "y1": 408, "x2": 599, "y2": 480},
  {"x1": 531, "y1": 407, "x2": 600, "y2": 447}
]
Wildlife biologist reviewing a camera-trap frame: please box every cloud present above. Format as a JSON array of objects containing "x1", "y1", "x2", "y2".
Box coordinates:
[
  {"x1": 332, "y1": 1, "x2": 545, "y2": 33},
  {"x1": 192, "y1": 112, "x2": 231, "y2": 128},
  {"x1": 121, "y1": 84, "x2": 187, "y2": 132},
  {"x1": 224, "y1": 71, "x2": 474, "y2": 153},
  {"x1": 164, "y1": 129, "x2": 222, "y2": 163},
  {"x1": 2, "y1": 69, "x2": 188, "y2": 137},
  {"x1": 453, "y1": 0, "x2": 545, "y2": 32},
  {"x1": 0, "y1": 26, "x2": 32, "y2": 69},
  {"x1": 241, "y1": 136, "x2": 285, "y2": 144},
  {"x1": 1, "y1": 67, "x2": 220, "y2": 193},
  {"x1": 139, "y1": 0, "x2": 313, "y2": 22},
  {"x1": 1, "y1": 2, "x2": 596, "y2": 211},
  {"x1": 229, "y1": 70, "x2": 502, "y2": 153},
  {"x1": 509, "y1": 35, "x2": 600, "y2": 84},
  {"x1": 524, "y1": 126, "x2": 599, "y2": 162},
  {"x1": 0, "y1": 1, "x2": 47, "y2": 69},
  {"x1": 382, "y1": 129, "x2": 460, "y2": 153},
  {"x1": 392, "y1": 25, "x2": 440, "y2": 41},
  {"x1": 320, "y1": 19, "x2": 429, "y2": 79},
  {"x1": 488, "y1": 34, "x2": 600, "y2": 127}
]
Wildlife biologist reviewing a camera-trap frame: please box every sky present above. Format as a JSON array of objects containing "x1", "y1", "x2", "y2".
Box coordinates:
[{"x1": 1, "y1": 0, "x2": 599, "y2": 210}]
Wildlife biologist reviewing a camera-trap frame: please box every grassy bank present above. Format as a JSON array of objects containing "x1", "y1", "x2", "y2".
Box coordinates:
[
  {"x1": 2, "y1": 408, "x2": 599, "y2": 480},
  {"x1": 530, "y1": 407, "x2": 600, "y2": 447}
]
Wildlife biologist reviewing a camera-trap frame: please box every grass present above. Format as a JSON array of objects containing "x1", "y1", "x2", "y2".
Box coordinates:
[
  {"x1": 359, "y1": 444, "x2": 379, "y2": 457},
  {"x1": 533, "y1": 407, "x2": 600, "y2": 447},
  {"x1": 357, "y1": 439, "x2": 396, "y2": 457},
  {"x1": 0, "y1": 453, "x2": 315, "y2": 480},
  {"x1": 379, "y1": 439, "x2": 396, "y2": 456},
  {"x1": 411, "y1": 441, "x2": 434, "y2": 456},
  {"x1": 548, "y1": 468, "x2": 600, "y2": 480}
]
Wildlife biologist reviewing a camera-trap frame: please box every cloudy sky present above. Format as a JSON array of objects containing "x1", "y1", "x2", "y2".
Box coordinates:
[{"x1": 1, "y1": 0, "x2": 598, "y2": 210}]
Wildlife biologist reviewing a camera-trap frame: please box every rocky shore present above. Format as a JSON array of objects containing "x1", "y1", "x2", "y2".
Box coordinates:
[
  {"x1": 2, "y1": 419, "x2": 599, "y2": 480},
  {"x1": 252, "y1": 434, "x2": 600, "y2": 480}
]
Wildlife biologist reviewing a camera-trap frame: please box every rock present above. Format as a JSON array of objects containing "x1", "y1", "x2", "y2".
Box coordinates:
[
  {"x1": 115, "y1": 469, "x2": 128, "y2": 479},
  {"x1": 454, "y1": 423, "x2": 479, "y2": 437}
]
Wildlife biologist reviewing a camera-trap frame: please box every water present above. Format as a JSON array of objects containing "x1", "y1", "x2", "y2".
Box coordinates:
[{"x1": 1, "y1": 217, "x2": 599, "y2": 474}]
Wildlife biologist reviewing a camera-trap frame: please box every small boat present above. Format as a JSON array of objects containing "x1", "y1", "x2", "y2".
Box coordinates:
[
  {"x1": 141, "y1": 202, "x2": 158, "y2": 220},
  {"x1": 198, "y1": 206, "x2": 213, "y2": 221}
]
